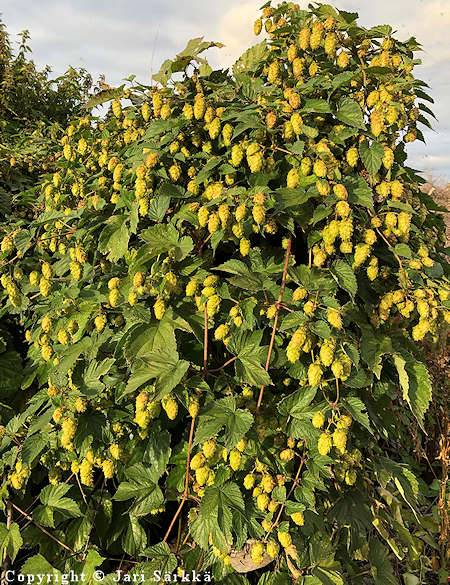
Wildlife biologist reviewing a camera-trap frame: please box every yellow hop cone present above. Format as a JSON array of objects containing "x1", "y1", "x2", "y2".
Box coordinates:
[
  {"x1": 312, "y1": 412, "x2": 325, "y2": 428},
  {"x1": 251, "y1": 542, "x2": 265, "y2": 565},
  {"x1": 153, "y1": 297, "x2": 165, "y2": 320},
  {"x1": 229, "y1": 449, "x2": 242, "y2": 471},
  {"x1": 291, "y1": 511, "x2": 304, "y2": 526},
  {"x1": 163, "y1": 396, "x2": 178, "y2": 420},
  {"x1": 278, "y1": 531, "x2": 292, "y2": 548},
  {"x1": 318, "y1": 433, "x2": 332, "y2": 456}
]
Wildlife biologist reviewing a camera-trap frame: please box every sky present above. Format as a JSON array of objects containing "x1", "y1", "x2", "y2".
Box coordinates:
[{"x1": 1, "y1": 0, "x2": 449, "y2": 181}]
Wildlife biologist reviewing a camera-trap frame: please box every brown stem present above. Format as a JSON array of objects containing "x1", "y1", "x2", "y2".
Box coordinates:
[
  {"x1": 0, "y1": 500, "x2": 12, "y2": 585},
  {"x1": 207, "y1": 356, "x2": 237, "y2": 374},
  {"x1": 76, "y1": 473, "x2": 88, "y2": 505},
  {"x1": 82, "y1": 479, "x2": 104, "y2": 560},
  {"x1": 350, "y1": 569, "x2": 371, "y2": 579},
  {"x1": 256, "y1": 238, "x2": 292, "y2": 413},
  {"x1": 11, "y1": 502, "x2": 76, "y2": 554},
  {"x1": 264, "y1": 457, "x2": 305, "y2": 542},
  {"x1": 162, "y1": 414, "x2": 197, "y2": 543},
  {"x1": 203, "y1": 304, "x2": 208, "y2": 378}
]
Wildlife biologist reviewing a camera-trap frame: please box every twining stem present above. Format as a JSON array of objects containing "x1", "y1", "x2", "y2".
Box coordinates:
[
  {"x1": 1, "y1": 500, "x2": 12, "y2": 585},
  {"x1": 162, "y1": 414, "x2": 196, "y2": 543},
  {"x1": 256, "y1": 238, "x2": 292, "y2": 413},
  {"x1": 263, "y1": 457, "x2": 305, "y2": 543},
  {"x1": 207, "y1": 356, "x2": 238, "y2": 374},
  {"x1": 82, "y1": 479, "x2": 105, "y2": 560},
  {"x1": 11, "y1": 502, "x2": 76, "y2": 554},
  {"x1": 203, "y1": 304, "x2": 208, "y2": 378},
  {"x1": 163, "y1": 306, "x2": 208, "y2": 543}
]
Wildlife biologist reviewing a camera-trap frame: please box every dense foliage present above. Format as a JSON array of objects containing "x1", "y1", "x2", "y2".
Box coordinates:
[
  {"x1": 0, "y1": 19, "x2": 92, "y2": 215},
  {"x1": 0, "y1": 2, "x2": 449, "y2": 584}
]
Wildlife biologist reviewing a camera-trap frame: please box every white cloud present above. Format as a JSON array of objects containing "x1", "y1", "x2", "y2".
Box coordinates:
[{"x1": 1, "y1": 0, "x2": 450, "y2": 178}]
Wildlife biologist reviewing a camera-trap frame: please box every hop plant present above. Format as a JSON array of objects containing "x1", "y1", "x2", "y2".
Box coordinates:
[
  {"x1": 266, "y1": 541, "x2": 279, "y2": 559},
  {"x1": 291, "y1": 511, "x2": 304, "y2": 526},
  {"x1": 251, "y1": 541, "x2": 265, "y2": 565},
  {"x1": 163, "y1": 396, "x2": 178, "y2": 420},
  {"x1": 318, "y1": 433, "x2": 332, "y2": 456},
  {"x1": 0, "y1": 4, "x2": 447, "y2": 580},
  {"x1": 229, "y1": 449, "x2": 242, "y2": 471},
  {"x1": 278, "y1": 531, "x2": 292, "y2": 548}
]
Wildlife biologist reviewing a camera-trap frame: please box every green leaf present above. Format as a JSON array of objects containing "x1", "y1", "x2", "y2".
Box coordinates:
[
  {"x1": 138, "y1": 224, "x2": 193, "y2": 264},
  {"x1": 228, "y1": 330, "x2": 272, "y2": 386},
  {"x1": 342, "y1": 397, "x2": 373, "y2": 434},
  {"x1": 345, "y1": 176, "x2": 375, "y2": 212},
  {"x1": 147, "y1": 196, "x2": 170, "y2": 221},
  {"x1": 140, "y1": 541, "x2": 177, "y2": 574},
  {"x1": 302, "y1": 99, "x2": 332, "y2": 114},
  {"x1": 279, "y1": 386, "x2": 317, "y2": 418},
  {"x1": 359, "y1": 140, "x2": 384, "y2": 178},
  {"x1": 40, "y1": 484, "x2": 82, "y2": 518},
  {"x1": 21, "y1": 434, "x2": 48, "y2": 465},
  {"x1": 233, "y1": 41, "x2": 268, "y2": 77},
  {"x1": 190, "y1": 482, "x2": 244, "y2": 552},
  {"x1": 369, "y1": 540, "x2": 398, "y2": 585},
  {"x1": 312, "y1": 565, "x2": 344, "y2": 585},
  {"x1": 394, "y1": 243, "x2": 412, "y2": 259},
  {"x1": 360, "y1": 327, "x2": 392, "y2": 372},
  {"x1": 83, "y1": 88, "x2": 123, "y2": 110},
  {"x1": 0, "y1": 350, "x2": 22, "y2": 396},
  {"x1": 124, "y1": 319, "x2": 177, "y2": 363},
  {"x1": 336, "y1": 97, "x2": 365, "y2": 129},
  {"x1": 98, "y1": 215, "x2": 130, "y2": 261},
  {"x1": 83, "y1": 358, "x2": 114, "y2": 392},
  {"x1": 21, "y1": 555, "x2": 61, "y2": 580},
  {"x1": 393, "y1": 353, "x2": 432, "y2": 429},
  {"x1": 130, "y1": 347, "x2": 189, "y2": 398},
  {"x1": 143, "y1": 427, "x2": 171, "y2": 479},
  {"x1": 287, "y1": 140, "x2": 305, "y2": 156},
  {"x1": 330, "y1": 71, "x2": 356, "y2": 92},
  {"x1": 114, "y1": 464, "x2": 163, "y2": 516},
  {"x1": 0, "y1": 522, "x2": 23, "y2": 562},
  {"x1": 195, "y1": 397, "x2": 253, "y2": 450},
  {"x1": 223, "y1": 410, "x2": 254, "y2": 450},
  {"x1": 123, "y1": 516, "x2": 147, "y2": 556},
  {"x1": 330, "y1": 260, "x2": 357, "y2": 296}
]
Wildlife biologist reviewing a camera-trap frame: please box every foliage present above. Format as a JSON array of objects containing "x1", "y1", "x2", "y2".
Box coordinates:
[
  {"x1": 0, "y1": 19, "x2": 92, "y2": 215},
  {"x1": 0, "y1": 2, "x2": 449, "y2": 584}
]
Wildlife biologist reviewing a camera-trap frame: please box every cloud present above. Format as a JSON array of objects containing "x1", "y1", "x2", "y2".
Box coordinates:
[{"x1": 1, "y1": 0, "x2": 449, "y2": 179}]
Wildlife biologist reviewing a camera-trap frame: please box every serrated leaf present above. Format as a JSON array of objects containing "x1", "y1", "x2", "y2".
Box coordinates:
[
  {"x1": 140, "y1": 541, "x2": 177, "y2": 574},
  {"x1": 21, "y1": 434, "x2": 48, "y2": 465},
  {"x1": 0, "y1": 350, "x2": 22, "y2": 395},
  {"x1": 345, "y1": 176, "x2": 375, "y2": 212},
  {"x1": 287, "y1": 140, "x2": 305, "y2": 156},
  {"x1": 0, "y1": 522, "x2": 23, "y2": 563},
  {"x1": 330, "y1": 71, "x2": 356, "y2": 92},
  {"x1": 302, "y1": 99, "x2": 331, "y2": 113},
  {"x1": 40, "y1": 484, "x2": 82, "y2": 518},
  {"x1": 359, "y1": 140, "x2": 384, "y2": 178},
  {"x1": 195, "y1": 397, "x2": 253, "y2": 450},
  {"x1": 98, "y1": 215, "x2": 130, "y2": 261},
  {"x1": 83, "y1": 358, "x2": 114, "y2": 392},
  {"x1": 123, "y1": 516, "x2": 147, "y2": 556},
  {"x1": 394, "y1": 243, "x2": 412, "y2": 258},
  {"x1": 369, "y1": 540, "x2": 398, "y2": 585},
  {"x1": 143, "y1": 427, "x2": 171, "y2": 479},
  {"x1": 342, "y1": 397, "x2": 373, "y2": 434},
  {"x1": 21, "y1": 555, "x2": 61, "y2": 580},
  {"x1": 336, "y1": 97, "x2": 365, "y2": 129},
  {"x1": 330, "y1": 260, "x2": 357, "y2": 296},
  {"x1": 393, "y1": 353, "x2": 432, "y2": 429}
]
